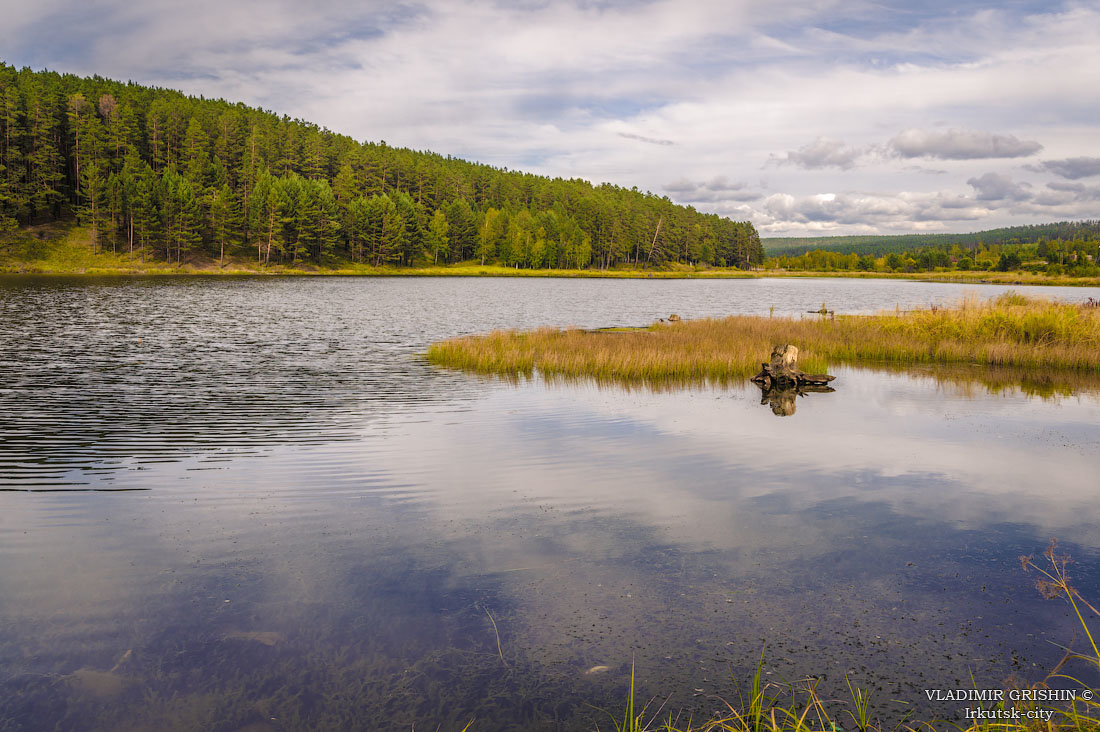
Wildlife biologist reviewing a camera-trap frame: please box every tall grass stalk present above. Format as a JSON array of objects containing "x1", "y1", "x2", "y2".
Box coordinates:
[{"x1": 427, "y1": 295, "x2": 1100, "y2": 381}]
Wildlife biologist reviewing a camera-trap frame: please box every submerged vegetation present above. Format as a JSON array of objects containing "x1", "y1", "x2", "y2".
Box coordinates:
[
  {"x1": 595, "y1": 542, "x2": 1099, "y2": 732},
  {"x1": 427, "y1": 294, "x2": 1100, "y2": 382}
]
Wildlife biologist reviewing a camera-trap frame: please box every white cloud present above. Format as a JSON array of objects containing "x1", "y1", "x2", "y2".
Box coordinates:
[
  {"x1": 663, "y1": 176, "x2": 761, "y2": 202},
  {"x1": 757, "y1": 190, "x2": 991, "y2": 233},
  {"x1": 772, "y1": 137, "x2": 866, "y2": 170},
  {"x1": 3, "y1": 0, "x2": 1100, "y2": 235},
  {"x1": 1038, "y1": 156, "x2": 1100, "y2": 180},
  {"x1": 890, "y1": 129, "x2": 1043, "y2": 160},
  {"x1": 966, "y1": 173, "x2": 1032, "y2": 202}
]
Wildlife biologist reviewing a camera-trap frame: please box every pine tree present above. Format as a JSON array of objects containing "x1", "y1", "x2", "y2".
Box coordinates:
[
  {"x1": 213, "y1": 110, "x2": 243, "y2": 186},
  {"x1": 427, "y1": 208, "x2": 449, "y2": 264},
  {"x1": 21, "y1": 71, "x2": 65, "y2": 220},
  {"x1": 280, "y1": 174, "x2": 309, "y2": 263},
  {"x1": 263, "y1": 174, "x2": 294, "y2": 265},
  {"x1": 208, "y1": 183, "x2": 239, "y2": 266},
  {"x1": 346, "y1": 196, "x2": 370, "y2": 263},
  {"x1": 97, "y1": 94, "x2": 123, "y2": 172},
  {"x1": 160, "y1": 169, "x2": 201, "y2": 264},
  {"x1": 394, "y1": 192, "x2": 424, "y2": 264},
  {"x1": 128, "y1": 160, "x2": 159, "y2": 263},
  {"x1": 364, "y1": 194, "x2": 404, "y2": 265},
  {"x1": 312, "y1": 179, "x2": 340, "y2": 261},
  {"x1": 445, "y1": 198, "x2": 476, "y2": 263},
  {"x1": 104, "y1": 168, "x2": 123, "y2": 252},
  {"x1": 182, "y1": 116, "x2": 210, "y2": 188},
  {"x1": 78, "y1": 160, "x2": 108, "y2": 253},
  {"x1": 0, "y1": 67, "x2": 25, "y2": 224},
  {"x1": 248, "y1": 169, "x2": 274, "y2": 264}
]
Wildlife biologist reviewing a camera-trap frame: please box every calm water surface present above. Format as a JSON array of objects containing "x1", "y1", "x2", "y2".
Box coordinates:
[{"x1": 1, "y1": 276, "x2": 1099, "y2": 731}]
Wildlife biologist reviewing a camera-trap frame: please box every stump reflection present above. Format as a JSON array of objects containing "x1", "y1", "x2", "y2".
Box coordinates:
[{"x1": 759, "y1": 384, "x2": 836, "y2": 416}]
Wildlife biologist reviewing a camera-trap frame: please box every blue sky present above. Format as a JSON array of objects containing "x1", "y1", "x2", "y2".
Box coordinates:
[{"x1": 3, "y1": 0, "x2": 1099, "y2": 235}]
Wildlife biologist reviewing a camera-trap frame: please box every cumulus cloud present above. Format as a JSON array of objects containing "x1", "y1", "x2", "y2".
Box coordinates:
[
  {"x1": 1038, "y1": 156, "x2": 1100, "y2": 179},
  {"x1": 1006, "y1": 180, "x2": 1100, "y2": 216},
  {"x1": 757, "y1": 190, "x2": 990, "y2": 232},
  {"x1": 664, "y1": 178, "x2": 703, "y2": 194},
  {"x1": 889, "y1": 129, "x2": 1043, "y2": 160},
  {"x1": 3, "y1": 0, "x2": 1100, "y2": 235},
  {"x1": 1045, "y1": 181, "x2": 1100, "y2": 201},
  {"x1": 773, "y1": 137, "x2": 866, "y2": 170},
  {"x1": 745, "y1": 177, "x2": 1100, "y2": 234},
  {"x1": 966, "y1": 172, "x2": 1032, "y2": 201}
]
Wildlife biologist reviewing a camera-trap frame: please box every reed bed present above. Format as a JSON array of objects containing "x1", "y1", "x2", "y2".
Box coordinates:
[{"x1": 426, "y1": 294, "x2": 1100, "y2": 381}]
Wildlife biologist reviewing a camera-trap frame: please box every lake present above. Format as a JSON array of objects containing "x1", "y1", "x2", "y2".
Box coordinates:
[{"x1": 1, "y1": 276, "x2": 1099, "y2": 731}]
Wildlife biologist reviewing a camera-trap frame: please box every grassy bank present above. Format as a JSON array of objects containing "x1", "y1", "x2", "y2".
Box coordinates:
[
  {"x1": 426, "y1": 294, "x2": 1100, "y2": 381},
  {"x1": 767, "y1": 268, "x2": 1100, "y2": 288},
  {"x1": 3, "y1": 225, "x2": 1100, "y2": 284},
  {"x1": 0, "y1": 224, "x2": 752, "y2": 277}
]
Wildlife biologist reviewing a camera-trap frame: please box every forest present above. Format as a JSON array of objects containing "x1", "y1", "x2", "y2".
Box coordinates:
[
  {"x1": 0, "y1": 63, "x2": 763, "y2": 270},
  {"x1": 764, "y1": 220, "x2": 1100, "y2": 257},
  {"x1": 765, "y1": 236, "x2": 1100, "y2": 277}
]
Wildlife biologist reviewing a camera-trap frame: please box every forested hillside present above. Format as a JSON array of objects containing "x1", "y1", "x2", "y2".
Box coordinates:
[
  {"x1": 762, "y1": 220, "x2": 1100, "y2": 276},
  {"x1": 0, "y1": 64, "x2": 762, "y2": 270},
  {"x1": 764, "y1": 221, "x2": 1100, "y2": 257}
]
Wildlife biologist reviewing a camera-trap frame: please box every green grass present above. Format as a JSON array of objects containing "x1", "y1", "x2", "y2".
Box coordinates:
[
  {"x1": 0, "y1": 225, "x2": 754, "y2": 278},
  {"x1": 2, "y1": 223, "x2": 1099, "y2": 284},
  {"x1": 426, "y1": 294, "x2": 1100, "y2": 383}
]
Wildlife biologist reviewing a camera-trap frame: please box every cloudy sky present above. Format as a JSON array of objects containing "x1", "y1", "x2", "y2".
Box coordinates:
[{"x1": 4, "y1": 0, "x2": 1099, "y2": 236}]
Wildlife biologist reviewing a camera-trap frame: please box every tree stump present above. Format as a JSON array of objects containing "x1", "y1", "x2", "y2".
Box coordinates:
[{"x1": 750, "y1": 344, "x2": 835, "y2": 389}]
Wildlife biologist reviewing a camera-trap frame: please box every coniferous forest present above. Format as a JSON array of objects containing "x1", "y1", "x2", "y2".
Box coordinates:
[{"x1": 0, "y1": 64, "x2": 764, "y2": 270}]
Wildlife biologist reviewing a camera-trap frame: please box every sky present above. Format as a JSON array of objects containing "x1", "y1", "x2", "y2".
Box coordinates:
[{"x1": 3, "y1": 0, "x2": 1099, "y2": 236}]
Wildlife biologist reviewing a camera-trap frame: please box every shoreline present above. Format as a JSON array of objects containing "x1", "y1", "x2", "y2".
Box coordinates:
[
  {"x1": 4, "y1": 226, "x2": 1100, "y2": 286},
  {"x1": 4, "y1": 263, "x2": 1100, "y2": 287}
]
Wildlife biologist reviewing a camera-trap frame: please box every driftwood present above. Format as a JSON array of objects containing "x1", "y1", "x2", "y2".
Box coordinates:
[
  {"x1": 750, "y1": 344, "x2": 835, "y2": 389},
  {"x1": 751, "y1": 345, "x2": 836, "y2": 416}
]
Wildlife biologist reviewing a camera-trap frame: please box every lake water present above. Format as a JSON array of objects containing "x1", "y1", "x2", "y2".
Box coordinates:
[{"x1": 1, "y1": 276, "x2": 1099, "y2": 731}]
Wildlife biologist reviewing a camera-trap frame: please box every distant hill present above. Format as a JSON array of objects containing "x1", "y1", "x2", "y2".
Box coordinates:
[{"x1": 763, "y1": 221, "x2": 1100, "y2": 256}]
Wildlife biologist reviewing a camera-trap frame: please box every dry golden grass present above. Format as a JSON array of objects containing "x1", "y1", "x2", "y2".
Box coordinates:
[{"x1": 426, "y1": 294, "x2": 1100, "y2": 382}]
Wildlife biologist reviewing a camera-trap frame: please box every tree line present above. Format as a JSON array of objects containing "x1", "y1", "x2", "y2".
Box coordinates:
[
  {"x1": 0, "y1": 64, "x2": 763, "y2": 269},
  {"x1": 765, "y1": 237, "x2": 1100, "y2": 276},
  {"x1": 764, "y1": 220, "x2": 1100, "y2": 258}
]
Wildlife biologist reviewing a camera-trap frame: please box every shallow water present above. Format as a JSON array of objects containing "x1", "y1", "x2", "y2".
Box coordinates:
[{"x1": 1, "y1": 276, "x2": 1098, "y2": 731}]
